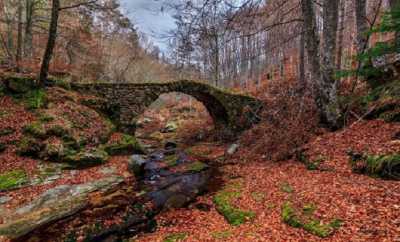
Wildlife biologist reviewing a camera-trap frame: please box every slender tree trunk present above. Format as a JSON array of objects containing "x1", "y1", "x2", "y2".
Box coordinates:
[
  {"x1": 355, "y1": 0, "x2": 368, "y2": 55},
  {"x1": 299, "y1": 25, "x2": 306, "y2": 92},
  {"x1": 336, "y1": 0, "x2": 346, "y2": 71},
  {"x1": 214, "y1": 33, "x2": 219, "y2": 86},
  {"x1": 24, "y1": 0, "x2": 34, "y2": 58},
  {"x1": 39, "y1": 0, "x2": 60, "y2": 85},
  {"x1": 16, "y1": 0, "x2": 23, "y2": 72}
]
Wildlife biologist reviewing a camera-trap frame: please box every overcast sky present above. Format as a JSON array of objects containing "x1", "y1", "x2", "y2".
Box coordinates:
[{"x1": 119, "y1": 0, "x2": 176, "y2": 51}]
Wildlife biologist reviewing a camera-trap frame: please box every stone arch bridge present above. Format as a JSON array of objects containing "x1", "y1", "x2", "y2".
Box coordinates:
[{"x1": 73, "y1": 80, "x2": 263, "y2": 134}]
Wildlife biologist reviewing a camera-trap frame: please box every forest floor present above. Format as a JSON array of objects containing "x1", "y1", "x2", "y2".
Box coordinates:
[
  {"x1": 0, "y1": 81, "x2": 399, "y2": 241},
  {"x1": 134, "y1": 120, "x2": 400, "y2": 242}
]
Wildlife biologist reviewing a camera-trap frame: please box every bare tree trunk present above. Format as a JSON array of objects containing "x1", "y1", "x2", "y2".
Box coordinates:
[
  {"x1": 213, "y1": 32, "x2": 220, "y2": 86},
  {"x1": 336, "y1": 0, "x2": 346, "y2": 71},
  {"x1": 355, "y1": 0, "x2": 368, "y2": 55},
  {"x1": 39, "y1": 0, "x2": 60, "y2": 85},
  {"x1": 299, "y1": 25, "x2": 306, "y2": 92},
  {"x1": 301, "y1": 0, "x2": 341, "y2": 128},
  {"x1": 24, "y1": 0, "x2": 34, "y2": 58},
  {"x1": 16, "y1": 0, "x2": 23, "y2": 72}
]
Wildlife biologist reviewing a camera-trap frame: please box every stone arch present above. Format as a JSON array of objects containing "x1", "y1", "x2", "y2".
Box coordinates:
[{"x1": 73, "y1": 80, "x2": 263, "y2": 135}]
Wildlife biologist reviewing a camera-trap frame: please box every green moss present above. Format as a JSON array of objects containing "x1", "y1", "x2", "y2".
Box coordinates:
[
  {"x1": 282, "y1": 202, "x2": 342, "y2": 238},
  {"x1": 211, "y1": 230, "x2": 232, "y2": 239},
  {"x1": 0, "y1": 169, "x2": 28, "y2": 191},
  {"x1": 282, "y1": 202, "x2": 302, "y2": 228},
  {"x1": 280, "y1": 182, "x2": 294, "y2": 193},
  {"x1": 53, "y1": 78, "x2": 71, "y2": 90},
  {"x1": 164, "y1": 154, "x2": 178, "y2": 167},
  {"x1": 213, "y1": 190, "x2": 255, "y2": 226},
  {"x1": 104, "y1": 134, "x2": 145, "y2": 156},
  {"x1": 64, "y1": 148, "x2": 109, "y2": 167},
  {"x1": 6, "y1": 76, "x2": 36, "y2": 93},
  {"x1": 24, "y1": 88, "x2": 47, "y2": 110},
  {"x1": 186, "y1": 161, "x2": 208, "y2": 172},
  {"x1": 17, "y1": 136, "x2": 43, "y2": 157},
  {"x1": 39, "y1": 114, "x2": 55, "y2": 123},
  {"x1": 23, "y1": 122, "x2": 46, "y2": 139},
  {"x1": 303, "y1": 203, "x2": 317, "y2": 216},
  {"x1": 163, "y1": 232, "x2": 188, "y2": 242},
  {"x1": 350, "y1": 153, "x2": 400, "y2": 180},
  {"x1": 303, "y1": 220, "x2": 335, "y2": 238}
]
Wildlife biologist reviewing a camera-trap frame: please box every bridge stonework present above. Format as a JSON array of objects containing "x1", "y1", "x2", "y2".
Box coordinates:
[{"x1": 73, "y1": 80, "x2": 263, "y2": 135}]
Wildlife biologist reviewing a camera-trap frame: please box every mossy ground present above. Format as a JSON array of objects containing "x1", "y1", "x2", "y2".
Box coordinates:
[
  {"x1": 163, "y1": 232, "x2": 188, "y2": 242},
  {"x1": 103, "y1": 134, "x2": 145, "y2": 155},
  {"x1": 0, "y1": 169, "x2": 28, "y2": 191},
  {"x1": 213, "y1": 181, "x2": 255, "y2": 226},
  {"x1": 282, "y1": 202, "x2": 342, "y2": 238}
]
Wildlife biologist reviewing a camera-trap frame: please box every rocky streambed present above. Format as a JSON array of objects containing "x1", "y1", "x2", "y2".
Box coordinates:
[{"x1": 0, "y1": 145, "x2": 213, "y2": 242}]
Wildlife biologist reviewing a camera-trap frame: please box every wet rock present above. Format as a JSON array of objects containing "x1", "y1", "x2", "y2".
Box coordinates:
[{"x1": 226, "y1": 143, "x2": 240, "y2": 155}]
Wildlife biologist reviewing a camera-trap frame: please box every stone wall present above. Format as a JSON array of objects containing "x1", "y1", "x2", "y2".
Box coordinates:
[{"x1": 73, "y1": 80, "x2": 263, "y2": 134}]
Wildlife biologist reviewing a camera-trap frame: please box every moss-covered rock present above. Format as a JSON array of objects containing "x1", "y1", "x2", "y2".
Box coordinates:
[
  {"x1": 362, "y1": 79, "x2": 400, "y2": 122},
  {"x1": 23, "y1": 122, "x2": 47, "y2": 139},
  {"x1": 64, "y1": 148, "x2": 109, "y2": 167},
  {"x1": 0, "y1": 169, "x2": 28, "y2": 191},
  {"x1": 349, "y1": 152, "x2": 400, "y2": 180},
  {"x1": 6, "y1": 76, "x2": 36, "y2": 93},
  {"x1": 42, "y1": 139, "x2": 65, "y2": 160},
  {"x1": 17, "y1": 137, "x2": 43, "y2": 157},
  {"x1": 46, "y1": 124, "x2": 70, "y2": 138},
  {"x1": 103, "y1": 134, "x2": 145, "y2": 156},
  {"x1": 281, "y1": 202, "x2": 342, "y2": 238}
]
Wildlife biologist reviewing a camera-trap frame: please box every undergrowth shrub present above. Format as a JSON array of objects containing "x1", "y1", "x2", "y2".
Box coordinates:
[{"x1": 240, "y1": 79, "x2": 319, "y2": 161}]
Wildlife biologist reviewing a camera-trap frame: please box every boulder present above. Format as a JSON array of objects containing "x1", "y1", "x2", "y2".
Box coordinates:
[
  {"x1": 42, "y1": 139, "x2": 65, "y2": 159},
  {"x1": 64, "y1": 148, "x2": 109, "y2": 167},
  {"x1": 6, "y1": 76, "x2": 36, "y2": 93},
  {"x1": 0, "y1": 176, "x2": 124, "y2": 240},
  {"x1": 16, "y1": 137, "x2": 43, "y2": 157}
]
